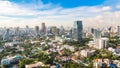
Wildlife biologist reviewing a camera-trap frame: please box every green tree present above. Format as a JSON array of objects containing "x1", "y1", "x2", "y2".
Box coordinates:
[
  {"x1": 88, "y1": 62, "x2": 93, "y2": 68},
  {"x1": 19, "y1": 58, "x2": 35, "y2": 68}
]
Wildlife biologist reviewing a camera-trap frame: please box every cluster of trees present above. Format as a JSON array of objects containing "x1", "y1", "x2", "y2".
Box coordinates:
[
  {"x1": 87, "y1": 49, "x2": 118, "y2": 62},
  {"x1": 62, "y1": 61, "x2": 86, "y2": 68},
  {"x1": 63, "y1": 38, "x2": 92, "y2": 47},
  {"x1": 109, "y1": 36, "x2": 120, "y2": 48},
  {"x1": 42, "y1": 46, "x2": 50, "y2": 51},
  {"x1": 62, "y1": 48, "x2": 72, "y2": 56},
  {"x1": 19, "y1": 51, "x2": 55, "y2": 68},
  {"x1": 19, "y1": 58, "x2": 35, "y2": 68}
]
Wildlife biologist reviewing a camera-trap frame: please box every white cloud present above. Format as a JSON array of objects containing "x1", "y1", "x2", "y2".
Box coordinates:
[
  {"x1": 102, "y1": 6, "x2": 111, "y2": 11},
  {"x1": 116, "y1": 5, "x2": 120, "y2": 9},
  {"x1": 0, "y1": 1, "x2": 34, "y2": 16},
  {"x1": 83, "y1": 11, "x2": 120, "y2": 28},
  {"x1": 0, "y1": 0, "x2": 119, "y2": 28}
]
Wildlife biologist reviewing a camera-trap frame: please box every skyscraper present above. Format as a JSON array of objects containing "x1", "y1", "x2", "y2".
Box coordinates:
[
  {"x1": 14, "y1": 27, "x2": 20, "y2": 36},
  {"x1": 41, "y1": 22, "x2": 46, "y2": 34},
  {"x1": 91, "y1": 28, "x2": 95, "y2": 34},
  {"x1": 94, "y1": 29, "x2": 101, "y2": 39},
  {"x1": 59, "y1": 26, "x2": 65, "y2": 35},
  {"x1": 35, "y1": 26, "x2": 40, "y2": 36},
  {"x1": 117, "y1": 26, "x2": 120, "y2": 35},
  {"x1": 25, "y1": 25, "x2": 30, "y2": 35},
  {"x1": 50, "y1": 26, "x2": 57, "y2": 35},
  {"x1": 72, "y1": 20, "x2": 83, "y2": 41},
  {"x1": 69, "y1": 29, "x2": 72, "y2": 38},
  {"x1": 3, "y1": 29, "x2": 10, "y2": 41},
  {"x1": 109, "y1": 26, "x2": 115, "y2": 41}
]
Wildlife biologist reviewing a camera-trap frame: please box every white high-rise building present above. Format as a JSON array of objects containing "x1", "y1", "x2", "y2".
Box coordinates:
[{"x1": 94, "y1": 38, "x2": 108, "y2": 49}]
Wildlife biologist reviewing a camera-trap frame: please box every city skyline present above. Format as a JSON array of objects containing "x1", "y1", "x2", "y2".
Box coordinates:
[
  {"x1": 0, "y1": 0, "x2": 120, "y2": 28},
  {"x1": 0, "y1": 1, "x2": 120, "y2": 67}
]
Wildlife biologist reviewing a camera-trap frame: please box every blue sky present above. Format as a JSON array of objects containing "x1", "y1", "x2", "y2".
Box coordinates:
[
  {"x1": 0, "y1": 0, "x2": 120, "y2": 28},
  {"x1": 10, "y1": 0, "x2": 105, "y2": 8}
]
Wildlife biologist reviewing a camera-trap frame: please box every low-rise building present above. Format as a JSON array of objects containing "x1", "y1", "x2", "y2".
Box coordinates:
[
  {"x1": 80, "y1": 49, "x2": 96, "y2": 57},
  {"x1": 4, "y1": 41, "x2": 22, "y2": 47},
  {"x1": 25, "y1": 62, "x2": 46, "y2": 68},
  {"x1": 1, "y1": 55, "x2": 22, "y2": 66}
]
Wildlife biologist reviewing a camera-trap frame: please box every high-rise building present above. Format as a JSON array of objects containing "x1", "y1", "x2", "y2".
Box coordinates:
[
  {"x1": 46, "y1": 27, "x2": 51, "y2": 34},
  {"x1": 50, "y1": 26, "x2": 57, "y2": 34},
  {"x1": 35, "y1": 26, "x2": 40, "y2": 36},
  {"x1": 41, "y1": 22, "x2": 46, "y2": 34},
  {"x1": 25, "y1": 25, "x2": 30, "y2": 35},
  {"x1": 72, "y1": 20, "x2": 83, "y2": 41},
  {"x1": 69, "y1": 29, "x2": 72, "y2": 38},
  {"x1": 109, "y1": 26, "x2": 115, "y2": 41},
  {"x1": 91, "y1": 28, "x2": 95, "y2": 34},
  {"x1": 14, "y1": 27, "x2": 20, "y2": 36},
  {"x1": 118, "y1": 26, "x2": 120, "y2": 32},
  {"x1": 94, "y1": 29, "x2": 101, "y2": 39},
  {"x1": 59, "y1": 26, "x2": 65, "y2": 35},
  {"x1": 101, "y1": 28, "x2": 109, "y2": 37},
  {"x1": 56, "y1": 28, "x2": 60, "y2": 35},
  {"x1": 117, "y1": 26, "x2": 120, "y2": 35},
  {"x1": 3, "y1": 29, "x2": 10, "y2": 41},
  {"x1": 94, "y1": 38, "x2": 108, "y2": 49}
]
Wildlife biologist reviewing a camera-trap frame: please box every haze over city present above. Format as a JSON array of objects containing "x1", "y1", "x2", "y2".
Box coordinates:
[{"x1": 0, "y1": 0, "x2": 120, "y2": 28}]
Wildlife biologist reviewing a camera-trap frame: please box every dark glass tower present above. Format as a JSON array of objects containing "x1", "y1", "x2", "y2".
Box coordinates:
[{"x1": 72, "y1": 20, "x2": 83, "y2": 41}]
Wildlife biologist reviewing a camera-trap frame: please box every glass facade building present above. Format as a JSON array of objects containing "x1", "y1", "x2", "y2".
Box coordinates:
[{"x1": 72, "y1": 21, "x2": 83, "y2": 41}]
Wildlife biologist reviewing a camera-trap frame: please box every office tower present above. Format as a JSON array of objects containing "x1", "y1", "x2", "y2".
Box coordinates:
[
  {"x1": 94, "y1": 29, "x2": 101, "y2": 39},
  {"x1": 109, "y1": 26, "x2": 115, "y2": 41},
  {"x1": 91, "y1": 28, "x2": 95, "y2": 34},
  {"x1": 69, "y1": 29, "x2": 72, "y2": 38},
  {"x1": 117, "y1": 26, "x2": 120, "y2": 32},
  {"x1": 14, "y1": 27, "x2": 20, "y2": 36},
  {"x1": 3, "y1": 29, "x2": 10, "y2": 41},
  {"x1": 117, "y1": 26, "x2": 120, "y2": 35},
  {"x1": 41, "y1": 22, "x2": 46, "y2": 34},
  {"x1": 35, "y1": 26, "x2": 40, "y2": 36},
  {"x1": 59, "y1": 26, "x2": 65, "y2": 35},
  {"x1": 101, "y1": 28, "x2": 109, "y2": 37},
  {"x1": 56, "y1": 28, "x2": 60, "y2": 35},
  {"x1": 50, "y1": 26, "x2": 57, "y2": 34},
  {"x1": 25, "y1": 25, "x2": 30, "y2": 35},
  {"x1": 46, "y1": 27, "x2": 51, "y2": 34},
  {"x1": 72, "y1": 20, "x2": 83, "y2": 41}
]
